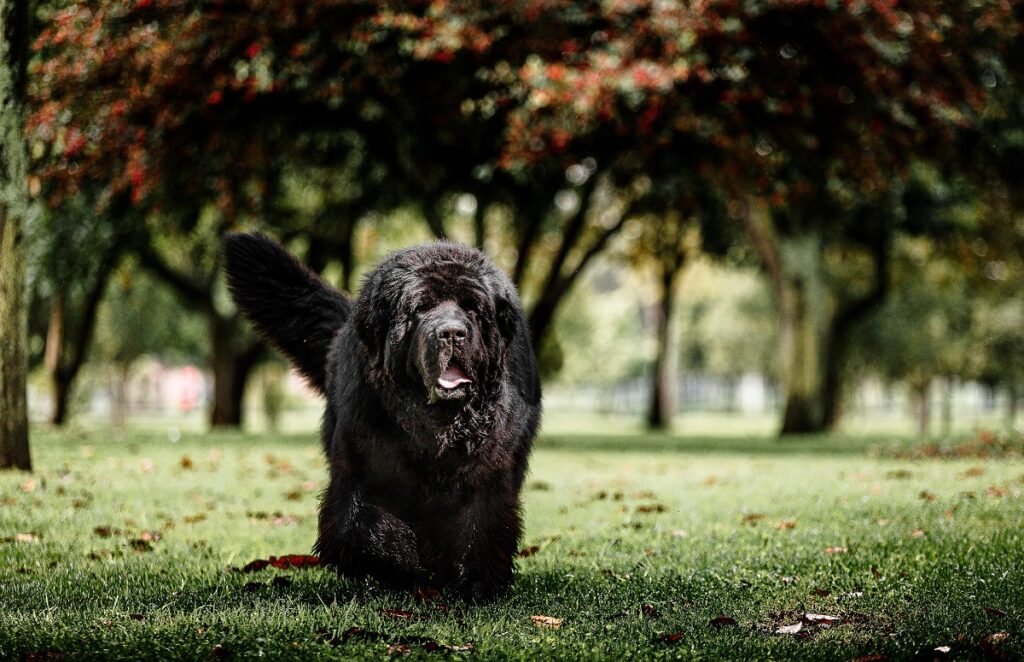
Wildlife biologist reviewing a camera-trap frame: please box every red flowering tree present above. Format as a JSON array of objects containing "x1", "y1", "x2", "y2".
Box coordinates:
[{"x1": 496, "y1": 0, "x2": 1017, "y2": 433}]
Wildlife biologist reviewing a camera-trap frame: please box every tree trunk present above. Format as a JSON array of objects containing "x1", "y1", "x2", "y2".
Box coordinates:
[
  {"x1": 0, "y1": 0, "x2": 32, "y2": 471},
  {"x1": 208, "y1": 316, "x2": 261, "y2": 427},
  {"x1": 777, "y1": 232, "x2": 831, "y2": 434},
  {"x1": 647, "y1": 268, "x2": 680, "y2": 430},
  {"x1": 45, "y1": 289, "x2": 68, "y2": 424},
  {"x1": 913, "y1": 379, "x2": 931, "y2": 438}
]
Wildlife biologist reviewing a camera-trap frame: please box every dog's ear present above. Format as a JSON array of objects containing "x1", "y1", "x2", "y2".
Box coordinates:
[
  {"x1": 354, "y1": 271, "x2": 388, "y2": 365},
  {"x1": 495, "y1": 294, "x2": 519, "y2": 343}
]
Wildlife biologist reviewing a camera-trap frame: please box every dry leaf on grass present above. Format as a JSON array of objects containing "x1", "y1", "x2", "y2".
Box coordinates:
[
  {"x1": 531, "y1": 615, "x2": 563, "y2": 629},
  {"x1": 238, "y1": 554, "x2": 321, "y2": 572},
  {"x1": 824, "y1": 546, "x2": 848, "y2": 555},
  {"x1": 775, "y1": 622, "x2": 803, "y2": 635},
  {"x1": 710, "y1": 615, "x2": 737, "y2": 627},
  {"x1": 803, "y1": 613, "x2": 840, "y2": 625}
]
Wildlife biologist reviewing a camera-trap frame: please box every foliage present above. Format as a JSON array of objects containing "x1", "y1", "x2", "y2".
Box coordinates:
[{"x1": 92, "y1": 262, "x2": 205, "y2": 367}]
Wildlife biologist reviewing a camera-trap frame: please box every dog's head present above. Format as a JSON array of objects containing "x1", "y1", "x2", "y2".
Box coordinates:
[{"x1": 354, "y1": 243, "x2": 520, "y2": 415}]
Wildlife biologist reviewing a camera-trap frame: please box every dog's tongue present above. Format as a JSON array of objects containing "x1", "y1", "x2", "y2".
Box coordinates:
[{"x1": 437, "y1": 365, "x2": 472, "y2": 389}]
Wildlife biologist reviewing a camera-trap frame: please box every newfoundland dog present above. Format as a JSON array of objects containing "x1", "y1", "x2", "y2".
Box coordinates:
[{"x1": 223, "y1": 233, "x2": 541, "y2": 601}]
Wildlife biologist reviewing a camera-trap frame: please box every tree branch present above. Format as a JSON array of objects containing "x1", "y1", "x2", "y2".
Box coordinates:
[{"x1": 135, "y1": 242, "x2": 210, "y2": 309}]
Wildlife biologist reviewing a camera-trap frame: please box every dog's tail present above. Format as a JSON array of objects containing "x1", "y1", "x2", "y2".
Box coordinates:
[{"x1": 223, "y1": 232, "x2": 351, "y2": 395}]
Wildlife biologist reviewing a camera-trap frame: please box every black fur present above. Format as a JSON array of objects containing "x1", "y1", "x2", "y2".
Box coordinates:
[
  {"x1": 223, "y1": 233, "x2": 351, "y2": 393},
  {"x1": 223, "y1": 233, "x2": 541, "y2": 601}
]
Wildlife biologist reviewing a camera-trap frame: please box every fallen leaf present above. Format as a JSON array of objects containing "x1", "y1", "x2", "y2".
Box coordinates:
[
  {"x1": 531, "y1": 615, "x2": 563, "y2": 629},
  {"x1": 183, "y1": 514, "x2": 207, "y2": 524},
  {"x1": 986, "y1": 486, "x2": 1008, "y2": 498},
  {"x1": 641, "y1": 604, "x2": 661, "y2": 619},
  {"x1": 128, "y1": 613, "x2": 144, "y2": 621},
  {"x1": 710, "y1": 615, "x2": 737, "y2": 627},
  {"x1": 824, "y1": 546, "x2": 848, "y2": 555},
  {"x1": 671, "y1": 529, "x2": 688, "y2": 538},
  {"x1": 776, "y1": 519, "x2": 798, "y2": 530},
  {"x1": 20, "y1": 479, "x2": 38, "y2": 492},
  {"x1": 238, "y1": 554, "x2": 320, "y2": 573},
  {"x1": 983, "y1": 606, "x2": 1008, "y2": 618},
  {"x1": 811, "y1": 589, "x2": 831, "y2": 597},
  {"x1": 919, "y1": 491, "x2": 936, "y2": 502},
  {"x1": 933, "y1": 645, "x2": 951, "y2": 653},
  {"x1": 742, "y1": 513, "x2": 768, "y2": 524},
  {"x1": 984, "y1": 631, "x2": 1010, "y2": 644},
  {"x1": 635, "y1": 503, "x2": 667, "y2": 514},
  {"x1": 703, "y1": 475, "x2": 718, "y2": 486},
  {"x1": 803, "y1": 613, "x2": 840, "y2": 625},
  {"x1": 776, "y1": 622, "x2": 803, "y2": 635},
  {"x1": 962, "y1": 467, "x2": 986, "y2": 477},
  {"x1": 518, "y1": 545, "x2": 541, "y2": 558},
  {"x1": 386, "y1": 643, "x2": 410, "y2": 656},
  {"x1": 14, "y1": 533, "x2": 38, "y2": 543},
  {"x1": 656, "y1": 632, "x2": 685, "y2": 644},
  {"x1": 910, "y1": 529, "x2": 926, "y2": 538},
  {"x1": 529, "y1": 481, "x2": 551, "y2": 491},
  {"x1": 180, "y1": 456, "x2": 194, "y2": 470}
]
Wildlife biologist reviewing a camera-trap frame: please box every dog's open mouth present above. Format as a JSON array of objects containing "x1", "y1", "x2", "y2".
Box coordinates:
[{"x1": 430, "y1": 363, "x2": 472, "y2": 403}]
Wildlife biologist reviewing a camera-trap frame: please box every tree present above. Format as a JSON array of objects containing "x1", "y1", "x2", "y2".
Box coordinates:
[
  {"x1": 501, "y1": 0, "x2": 1016, "y2": 433},
  {"x1": 33, "y1": 198, "x2": 129, "y2": 424},
  {"x1": 0, "y1": 0, "x2": 32, "y2": 471}
]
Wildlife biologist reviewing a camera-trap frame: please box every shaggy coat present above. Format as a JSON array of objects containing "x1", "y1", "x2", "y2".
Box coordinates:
[{"x1": 223, "y1": 234, "x2": 541, "y2": 601}]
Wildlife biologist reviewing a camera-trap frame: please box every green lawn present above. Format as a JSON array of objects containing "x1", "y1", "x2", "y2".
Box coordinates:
[{"x1": 1, "y1": 428, "x2": 1022, "y2": 660}]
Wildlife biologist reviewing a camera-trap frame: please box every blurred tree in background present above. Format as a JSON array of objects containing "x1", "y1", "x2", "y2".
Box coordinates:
[{"x1": 8, "y1": 0, "x2": 1021, "y2": 437}]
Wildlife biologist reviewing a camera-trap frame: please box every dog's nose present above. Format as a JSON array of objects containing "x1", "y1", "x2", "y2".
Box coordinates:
[{"x1": 437, "y1": 321, "x2": 467, "y2": 344}]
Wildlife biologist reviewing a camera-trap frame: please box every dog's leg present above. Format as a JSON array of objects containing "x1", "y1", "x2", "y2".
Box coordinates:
[
  {"x1": 452, "y1": 478, "x2": 522, "y2": 602},
  {"x1": 315, "y1": 476, "x2": 422, "y2": 588}
]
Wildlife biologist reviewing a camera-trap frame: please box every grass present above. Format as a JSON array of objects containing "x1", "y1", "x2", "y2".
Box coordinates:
[{"x1": 1, "y1": 426, "x2": 1022, "y2": 660}]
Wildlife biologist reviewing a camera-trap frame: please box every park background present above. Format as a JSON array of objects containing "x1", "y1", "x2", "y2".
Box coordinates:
[{"x1": 1, "y1": 1, "x2": 1023, "y2": 659}]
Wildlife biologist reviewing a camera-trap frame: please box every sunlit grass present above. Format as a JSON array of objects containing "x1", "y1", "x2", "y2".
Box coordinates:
[{"x1": 1, "y1": 428, "x2": 1022, "y2": 660}]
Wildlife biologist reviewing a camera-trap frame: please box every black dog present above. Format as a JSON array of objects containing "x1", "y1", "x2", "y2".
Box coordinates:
[{"x1": 223, "y1": 234, "x2": 541, "y2": 601}]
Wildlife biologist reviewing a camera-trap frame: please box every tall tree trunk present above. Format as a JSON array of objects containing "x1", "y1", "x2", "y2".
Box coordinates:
[
  {"x1": 777, "y1": 232, "x2": 831, "y2": 434},
  {"x1": 647, "y1": 268, "x2": 680, "y2": 430},
  {"x1": 42, "y1": 248, "x2": 119, "y2": 426},
  {"x1": 208, "y1": 315, "x2": 262, "y2": 427},
  {"x1": 45, "y1": 290, "x2": 69, "y2": 424},
  {"x1": 913, "y1": 379, "x2": 931, "y2": 438},
  {"x1": 0, "y1": 0, "x2": 32, "y2": 471}
]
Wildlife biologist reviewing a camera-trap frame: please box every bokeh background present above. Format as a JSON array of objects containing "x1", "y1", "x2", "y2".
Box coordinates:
[{"x1": 7, "y1": 1, "x2": 1023, "y2": 443}]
